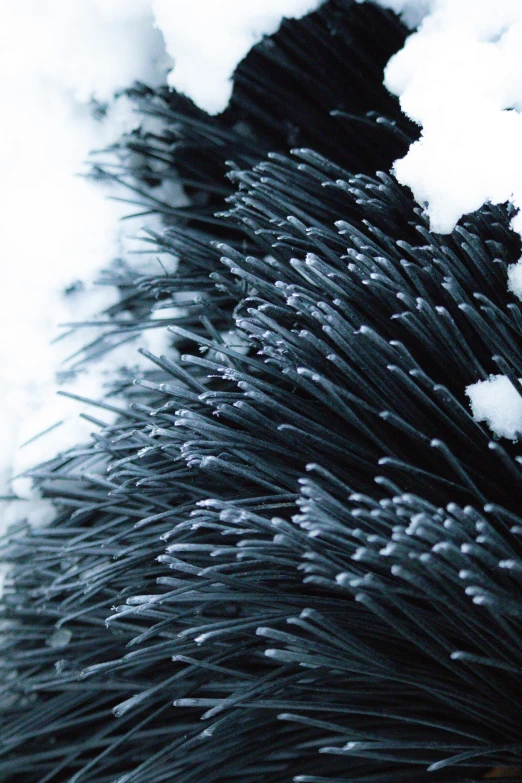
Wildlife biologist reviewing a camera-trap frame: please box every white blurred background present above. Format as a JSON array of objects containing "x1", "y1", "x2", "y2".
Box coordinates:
[{"x1": 0, "y1": 1, "x2": 170, "y2": 534}]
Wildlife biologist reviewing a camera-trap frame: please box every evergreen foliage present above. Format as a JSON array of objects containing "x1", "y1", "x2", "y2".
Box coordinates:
[{"x1": 2, "y1": 2, "x2": 522, "y2": 781}]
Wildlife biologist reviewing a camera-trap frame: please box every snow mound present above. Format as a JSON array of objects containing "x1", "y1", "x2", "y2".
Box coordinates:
[
  {"x1": 382, "y1": 0, "x2": 522, "y2": 237},
  {"x1": 467, "y1": 374, "x2": 522, "y2": 441},
  {"x1": 152, "y1": 0, "x2": 324, "y2": 114}
]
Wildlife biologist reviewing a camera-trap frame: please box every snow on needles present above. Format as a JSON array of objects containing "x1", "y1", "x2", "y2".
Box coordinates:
[
  {"x1": 365, "y1": 0, "x2": 522, "y2": 440},
  {"x1": 383, "y1": 0, "x2": 522, "y2": 237},
  {"x1": 152, "y1": 0, "x2": 325, "y2": 114},
  {"x1": 153, "y1": 0, "x2": 522, "y2": 241},
  {"x1": 467, "y1": 376, "x2": 522, "y2": 441}
]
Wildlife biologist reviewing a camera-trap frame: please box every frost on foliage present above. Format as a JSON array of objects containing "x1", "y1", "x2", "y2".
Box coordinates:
[
  {"x1": 382, "y1": 0, "x2": 522, "y2": 237},
  {"x1": 0, "y1": 0, "x2": 170, "y2": 531},
  {"x1": 467, "y1": 374, "x2": 522, "y2": 441},
  {"x1": 151, "y1": 0, "x2": 325, "y2": 114}
]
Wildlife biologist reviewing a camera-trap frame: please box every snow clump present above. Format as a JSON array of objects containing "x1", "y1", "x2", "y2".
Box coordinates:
[
  {"x1": 467, "y1": 375, "x2": 522, "y2": 441},
  {"x1": 382, "y1": 0, "x2": 522, "y2": 237},
  {"x1": 151, "y1": 0, "x2": 325, "y2": 114}
]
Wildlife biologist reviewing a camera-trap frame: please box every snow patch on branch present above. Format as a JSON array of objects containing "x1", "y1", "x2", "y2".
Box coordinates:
[
  {"x1": 380, "y1": 0, "x2": 522, "y2": 237},
  {"x1": 151, "y1": 0, "x2": 325, "y2": 114},
  {"x1": 467, "y1": 375, "x2": 522, "y2": 441}
]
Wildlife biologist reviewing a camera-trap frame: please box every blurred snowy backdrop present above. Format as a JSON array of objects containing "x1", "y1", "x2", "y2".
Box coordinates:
[{"x1": 0, "y1": 1, "x2": 166, "y2": 535}]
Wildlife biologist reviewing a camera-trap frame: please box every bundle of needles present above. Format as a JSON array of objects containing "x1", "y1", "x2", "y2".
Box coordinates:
[{"x1": 3, "y1": 1, "x2": 522, "y2": 781}]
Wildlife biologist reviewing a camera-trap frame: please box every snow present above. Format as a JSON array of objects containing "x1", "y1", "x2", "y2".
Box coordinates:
[
  {"x1": 0, "y1": 1, "x2": 171, "y2": 535},
  {"x1": 148, "y1": 0, "x2": 522, "y2": 241},
  {"x1": 151, "y1": 0, "x2": 325, "y2": 114},
  {"x1": 380, "y1": 0, "x2": 522, "y2": 237},
  {"x1": 507, "y1": 260, "x2": 522, "y2": 299},
  {"x1": 466, "y1": 374, "x2": 522, "y2": 441},
  {"x1": 367, "y1": 0, "x2": 522, "y2": 438}
]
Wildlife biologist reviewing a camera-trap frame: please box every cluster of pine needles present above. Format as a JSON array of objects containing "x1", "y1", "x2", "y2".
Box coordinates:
[{"x1": 2, "y1": 1, "x2": 522, "y2": 781}]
